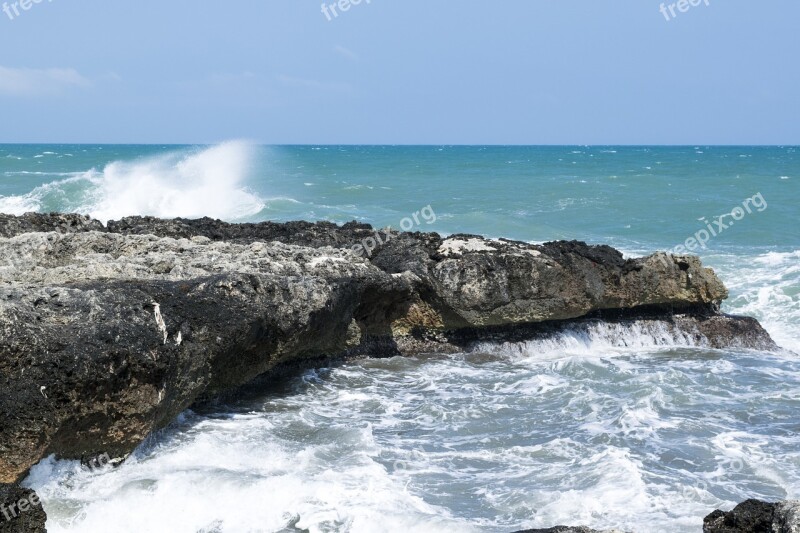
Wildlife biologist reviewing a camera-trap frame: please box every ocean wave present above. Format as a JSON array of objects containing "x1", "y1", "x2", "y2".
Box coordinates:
[
  {"x1": 0, "y1": 141, "x2": 265, "y2": 223},
  {"x1": 26, "y1": 410, "x2": 471, "y2": 533},
  {"x1": 0, "y1": 193, "x2": 41, "y2": 214},
  {"x1": 709, "y1": 250, "x2": 800, "y2": 354},
  {"x1": 601, "y1": 248, "x2": 800, "y2": 355},
  {"x1": 25, "y1": 337, "x2": 800, "y2": 533},
  {"x1": 3, "y1": 171, "x2": 87, "y2": 177},
  {"x1": 470, "y1": 320, "x2": 708, "y2": 362}
]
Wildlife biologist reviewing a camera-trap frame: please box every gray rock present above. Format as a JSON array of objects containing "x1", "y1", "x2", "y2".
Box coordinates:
[
  {"x1": 0, "y1": 214, "x2": 779, "y2": 489},
  {"x1": 0, "y1": 232, "x2": 412, "y2": 483},
  {"x1": 775, "y1": 501, "x2": 800, "y2": 532}
]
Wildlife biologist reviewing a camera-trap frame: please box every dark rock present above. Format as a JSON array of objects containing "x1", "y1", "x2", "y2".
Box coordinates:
[
  {"x1": 703, "y1": 499, "x2": 800, "y2": 533},
  {"x1": 0, "y1": 212, "x2": 104, "y2": 238},
  {"x1": 703, "y1": 499, "x2": 775, "y2": 532},
  {"x1": 0, "y1": 233, "x2": 412, "y2": 482},
  {"x1": 106, "y1": 215, "x2": 381, "y2": 248},
  {"x1": 0, "y1": 484, "x2": 46, "y2": 533},
  {"x1": 0, "y1": 214, "x2": 780, "y2": 485}
]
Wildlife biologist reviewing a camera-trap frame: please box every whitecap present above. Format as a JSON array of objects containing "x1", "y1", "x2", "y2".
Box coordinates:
[{"x1": 0, "y1": 141, "x2": 266, "y2": 223}]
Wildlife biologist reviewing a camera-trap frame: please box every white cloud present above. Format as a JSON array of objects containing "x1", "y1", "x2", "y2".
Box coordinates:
[
  {"x1": 334, "y1": 45, "x2": 359, "y2": 61},
  {"x1": 0, "y1": 66, "x2": 92, "y2": 96}
]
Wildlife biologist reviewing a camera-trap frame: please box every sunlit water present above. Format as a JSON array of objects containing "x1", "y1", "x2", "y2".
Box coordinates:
[{"x1": 2, "y1": 143, "x2": 798, "y2": 532}]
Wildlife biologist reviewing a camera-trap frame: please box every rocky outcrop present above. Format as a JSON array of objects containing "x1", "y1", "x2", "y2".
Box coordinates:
[
  {"x1": 704, "y1": 499, "x2": 800, "y2": 532},
  {"x1": 0, "y1": 212, "x2": 104, "y2": 238},
  {"x1": 0, "y1": 214, "x2": 778, "y2": 494},
  {"x1": 0, "y1": 231, "x2": 412, "y2": 485},
  {"x1": 0, "y1": 484, "x2": 46, "y2": 533}
]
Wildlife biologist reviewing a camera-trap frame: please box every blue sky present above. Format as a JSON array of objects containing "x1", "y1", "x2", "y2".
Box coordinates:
[{"x1": 0, "y1": 0, "x2": 798, "y2": 144}]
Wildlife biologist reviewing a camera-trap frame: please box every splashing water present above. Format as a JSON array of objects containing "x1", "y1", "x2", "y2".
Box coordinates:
[
  {"x1": 2, "y1": 145, "x2": 797, "y2": 532},
  {"x1": 24, "y1": 328, "x2": 800, "y2": 533},
  {"x1": 0, "y1": 141, "x2": 265, "y2": 222}
]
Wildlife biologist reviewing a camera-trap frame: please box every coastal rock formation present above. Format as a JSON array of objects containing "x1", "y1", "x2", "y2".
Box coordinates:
[
  {"x1": 0, "y1": 213, "x2": 781, "y2": 532},
  {"x1": 703, "y1": 499, "x2": 800, "y2": 532},
  {"x1": 0, "y1": 230, "x2": 412, "y2": 484},
  {"x1": 0, "y1": 484, "x2": 46, "y2": 533},
  {"x1": 0, "y1": 213, "x2": 105, "y2": 238}
]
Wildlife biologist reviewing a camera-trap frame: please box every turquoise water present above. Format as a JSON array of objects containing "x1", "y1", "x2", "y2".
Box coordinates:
[
  {"x1": 3, "y1": 143, "x2": 799, "y2": 532},
  {"x1": 1, "y1": 144, "x2": 796, "y2": 251}
]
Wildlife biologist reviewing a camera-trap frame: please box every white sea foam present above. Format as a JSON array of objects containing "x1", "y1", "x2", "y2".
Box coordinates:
[
  {"x1": 0, "y1": 193, "x2": 41, "y2": 214},
  {"x1": 22, "y1": 323, "x2": 800, "y2": 533},
  {"x1": 3, "y1": 171, "x2": 82, "y2": 176},
  {"x1": 26, "y1": 411, "x2": 473, "y2": 533},
  {"x1": 609, "y1": 248, "x2": 800, "y2": 355},
  {"x1": 709, "y1": 250, "x2": 800, "y2": 353},
  {"x1": 0, "y1": 141, "x2": 265, "y2": 222},
  {"x1": 87, "y1": 141, "x2": 264, "y2": 222},
  {"x1": 471, "y1": 320, "x2": 704, "y2": 362}
]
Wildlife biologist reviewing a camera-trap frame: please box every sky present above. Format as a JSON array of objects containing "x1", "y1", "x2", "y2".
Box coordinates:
[{"x1": 0, "y1": 0, "x2": 798, "y2": 145}]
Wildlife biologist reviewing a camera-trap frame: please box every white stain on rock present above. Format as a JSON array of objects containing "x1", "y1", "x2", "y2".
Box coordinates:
[
  {"x1": 152, "y1": 303, "x2": 168, "y2": 344},
  {"x1": 438, "y1": 238, "x2": 497, "y2": 256}
]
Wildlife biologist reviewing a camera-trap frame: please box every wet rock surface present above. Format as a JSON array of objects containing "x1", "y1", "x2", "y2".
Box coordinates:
[
  {"x1": 0, "y1": 214, "x2": 783, "y2": 532},
  {"x1": 703, "y1": 499, "x2": 800, "y2": 533}
]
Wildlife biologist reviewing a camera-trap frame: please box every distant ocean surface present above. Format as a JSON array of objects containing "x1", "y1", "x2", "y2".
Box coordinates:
[{"x1": 2, "y1": 143, "x2": 799, "y2": 533}]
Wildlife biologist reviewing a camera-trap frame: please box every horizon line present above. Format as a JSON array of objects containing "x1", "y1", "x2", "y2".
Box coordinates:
[{"x1": 0, "y1": 142, "x2": 798, "y2": 148}]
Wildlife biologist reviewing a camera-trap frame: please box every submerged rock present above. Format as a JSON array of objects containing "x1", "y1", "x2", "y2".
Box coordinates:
[
  {"x1": 0, "y1": 214, "x2": 779, "y2": 489},
  {"x1": 703, "y1": 499, "x2": 800, "y2": 533}
]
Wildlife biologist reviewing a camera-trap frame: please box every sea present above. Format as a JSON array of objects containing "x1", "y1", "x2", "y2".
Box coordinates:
[{"x1": 1, "y1": 142, "x2": 798, "y2": 533}]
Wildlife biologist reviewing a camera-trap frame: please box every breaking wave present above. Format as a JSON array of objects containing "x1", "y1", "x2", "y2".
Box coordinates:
[{"x1": 0, "y1": 141, "x2": 265, "y2": 222}]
